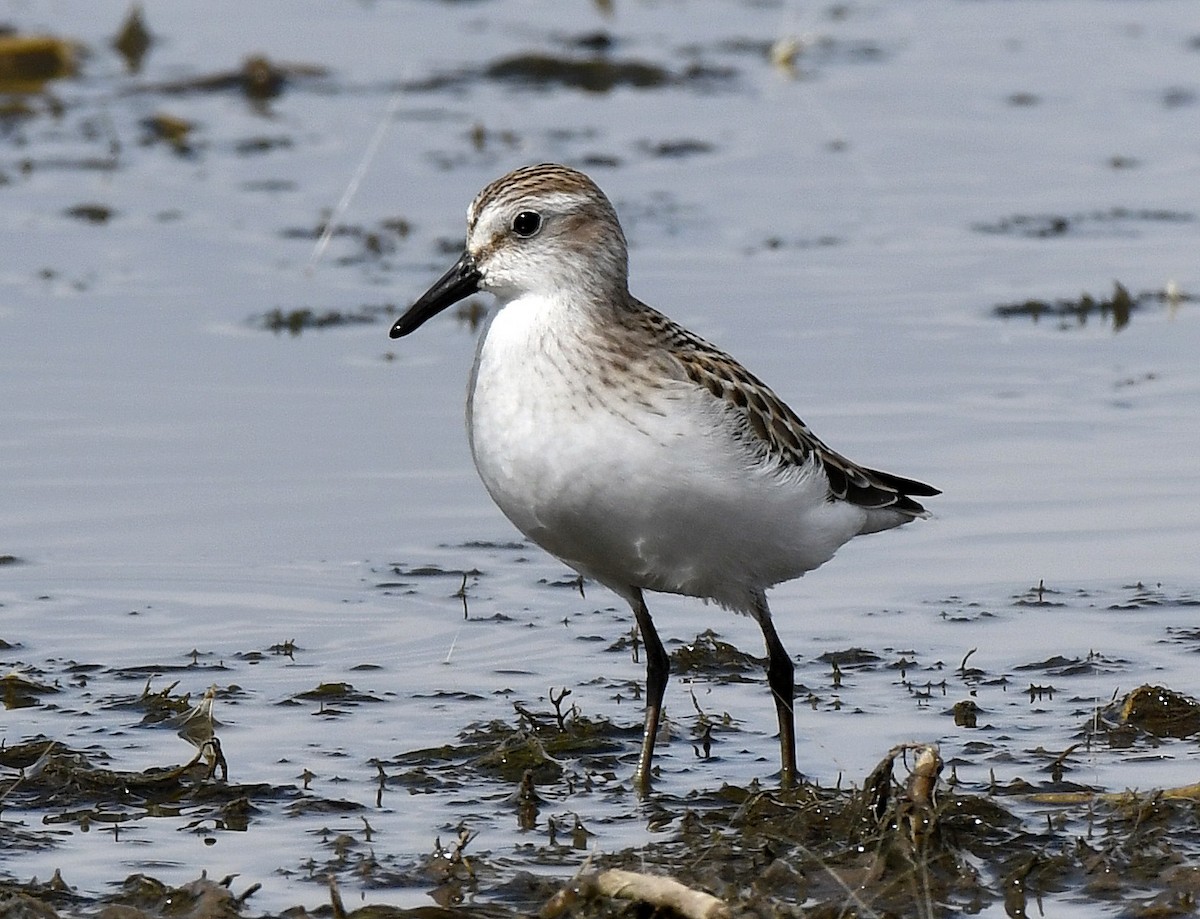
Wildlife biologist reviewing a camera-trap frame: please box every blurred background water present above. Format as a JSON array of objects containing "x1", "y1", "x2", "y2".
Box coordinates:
[{"x1": 2, "y1": 1, "x2": 1198, "y2": 913}]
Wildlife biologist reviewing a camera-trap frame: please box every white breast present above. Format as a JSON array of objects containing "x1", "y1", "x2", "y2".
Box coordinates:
[{"x1": 466, "y1": 294, "x2": 870, "y2": 613}]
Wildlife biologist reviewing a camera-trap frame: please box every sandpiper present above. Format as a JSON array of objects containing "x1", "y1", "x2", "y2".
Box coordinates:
[{"x1": 391, "y1": 163, "x2": 938, "y2": 790}]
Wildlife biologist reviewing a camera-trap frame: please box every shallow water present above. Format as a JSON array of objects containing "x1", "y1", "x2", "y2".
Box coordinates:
[{"x1": 2, "y1": 1, "x2": 1199, "y2": 915}]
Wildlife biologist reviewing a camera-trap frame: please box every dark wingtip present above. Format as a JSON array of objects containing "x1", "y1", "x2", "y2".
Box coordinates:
[
  {"x1": 826, "y1": 462, "x2": 939, "y2": 516},
  {"x1": 888, "y1": 477, "x2": 941, "y2": 498}
]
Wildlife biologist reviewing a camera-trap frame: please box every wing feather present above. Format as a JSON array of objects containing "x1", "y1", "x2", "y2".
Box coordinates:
[{"x1": 627, "y1": 300, "x2": 939, "y2": 516}]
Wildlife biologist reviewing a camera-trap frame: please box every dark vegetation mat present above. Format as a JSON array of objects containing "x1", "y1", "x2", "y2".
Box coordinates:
[{"x1": 5, "y1": 654, "x2": 1200, "y2": 918}]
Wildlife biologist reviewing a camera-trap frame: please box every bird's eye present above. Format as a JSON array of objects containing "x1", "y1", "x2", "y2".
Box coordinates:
[{"x1": 511, "y1": 210, "x2": 542, "y2": 238}]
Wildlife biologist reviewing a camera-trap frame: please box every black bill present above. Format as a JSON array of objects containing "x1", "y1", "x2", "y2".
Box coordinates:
[{"x1": 389, "y1": 251, "x2": 482, "y2": 339}]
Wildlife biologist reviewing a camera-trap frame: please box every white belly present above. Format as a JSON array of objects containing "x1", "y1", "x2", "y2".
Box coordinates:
[{"x1": 465, "y1": 295, "x2": 869, "y2": 613}]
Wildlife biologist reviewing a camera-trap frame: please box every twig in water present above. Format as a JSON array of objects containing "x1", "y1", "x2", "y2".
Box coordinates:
[
  {"x1": 307, "y1": 90, "x2": 402, "y2": 274},
  {"x1": 453, "y1": 571, "x2": 470, "y2": 619},
  {"x1": 549, "y1": 686, "x2": 573, "y2": 730},
  {"x1": 444, "y1": 626, "x2": 461, "y2": 665},
  {"x1": 959, "y1": 647, "x2": 977, "y2": 677}
]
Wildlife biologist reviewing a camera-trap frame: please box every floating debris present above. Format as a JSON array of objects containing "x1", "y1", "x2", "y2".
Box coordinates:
[
  {"x1": 640, "y1": 138, "x2": 714, "y2": 159},
  {"x1": 292, "y1": 681, "x2": 383, "y2": 707},
  {"x1": 233, "y1": 135, "x2": 293, "y2": 156},
  {"x1": 1, "y1": 672, "x2": 59, "y2": 709},
  {"x1": 1115, "y1": 684, "x2": 1200, "y2": 739},
  {"x1": 112, "y1": 4, "x2": 152, "y2": 73},
  {"x1": 257, "y1": 305, "x2": 392, "y2": 335},
  {"x1": 62, "y1": 203, "x2": 115, "y2": 224},
  {"x1": 409, "y1": 54, "x2": 735, "y2": 94},
  {"x1": 1007, "y1": 91, "x2": 1040, "y2": 106},
  {"x1": 991, "y1": 282, "x2": 1195, "y2": 331},
  {"x1": 770, "y1": 35, "x2": 804, "y2": 77},
  {"x1": 975, "y1": 207, "x2": 1193, "y2": 238},
  {"x1": 139, "y1": 112, "x2": 195, "y2": 154},
  {"x1": 673, "y1": 629, "x2": 759, "y2": 679},
  {"x1": 0, "y1": 33, "x2": 76, "y2": 93},
  {"x1": 1162, "y1": 85, "x2": 1196, "y2": 108},
  {"x1": 486, "y1": 53, "x2": 670, "y2": 92},
  {"x1": 133, "y1": 55, "x2": 330, "y2": 110}
]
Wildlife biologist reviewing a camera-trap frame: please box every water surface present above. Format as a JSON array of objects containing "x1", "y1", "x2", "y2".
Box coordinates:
[{"x1": 2, "y1": 1, "x2": 1199, "y2": 915}]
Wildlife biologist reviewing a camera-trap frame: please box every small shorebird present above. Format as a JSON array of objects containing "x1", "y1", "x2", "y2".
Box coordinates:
[{"x1": 391, "y1": 164, "x2": 937, "y2": 790}]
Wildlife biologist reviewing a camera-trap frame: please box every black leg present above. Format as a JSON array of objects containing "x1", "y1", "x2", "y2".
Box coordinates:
[
  {"x1": 752, "y1": 592, "x2": 797, "y2": 788},
  {"x1": 630, "y1": 588, "x2": 669, "y2": 792}
]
